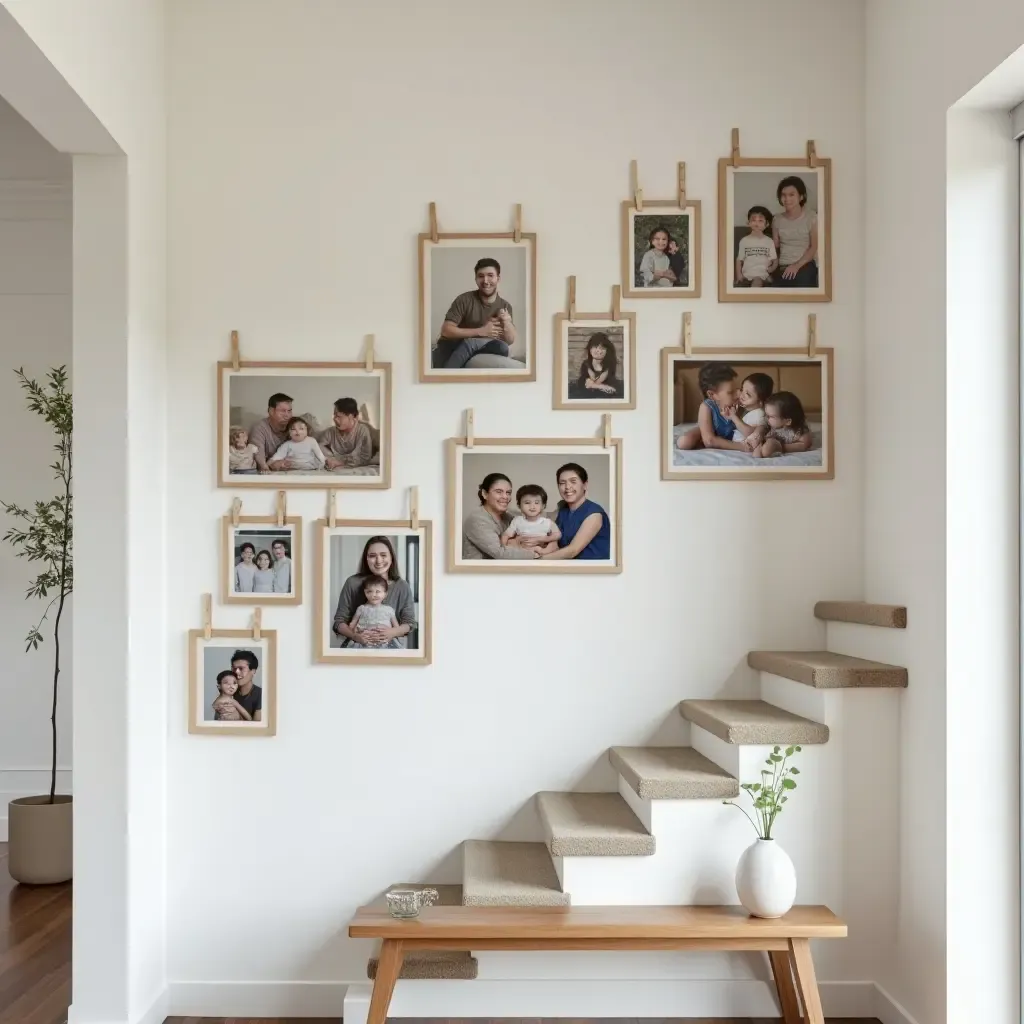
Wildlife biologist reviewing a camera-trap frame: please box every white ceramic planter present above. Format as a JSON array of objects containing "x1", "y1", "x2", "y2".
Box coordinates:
[{"x1": 735, "y1": 838, "x2": 796, "y2": 918}]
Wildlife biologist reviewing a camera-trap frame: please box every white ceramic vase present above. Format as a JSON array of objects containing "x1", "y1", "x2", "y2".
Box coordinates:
[{"x1": 735, "y1": 838, "x2": 796, "y2": 918}]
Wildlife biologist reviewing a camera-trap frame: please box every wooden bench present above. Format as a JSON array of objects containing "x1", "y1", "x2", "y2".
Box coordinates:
[{"x1": 349, "y1": 903, "x2": 847, "y2": 1024}]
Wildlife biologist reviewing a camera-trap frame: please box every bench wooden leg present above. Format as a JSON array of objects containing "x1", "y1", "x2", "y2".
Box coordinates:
[
  {"x1": 768, "y1": 949, "x2": 802, "y2": 1024},
  {"x1": 367, "y1": 938, "x2": 404, "y2": 1024},
  {"x1": 789, "y1": 937, "x2": 825, "y2": 1024}
]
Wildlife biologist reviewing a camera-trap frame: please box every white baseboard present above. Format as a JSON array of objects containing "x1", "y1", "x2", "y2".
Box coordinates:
[
  {"x1": 67, "y1": 987, "x2": 167, "y2": 1024},
  {"x1": 875, "y1": 982, "x2": 923, "y2": 1024},
  {"x1": 167, "y1": 980, "x2": 346, "y2": 1018},
  {"x1": 0, "y1": 768, "x2": 73, "y2": 842}
]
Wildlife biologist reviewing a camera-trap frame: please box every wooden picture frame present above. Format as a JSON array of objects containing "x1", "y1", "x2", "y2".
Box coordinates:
[
  {"x1": 314, "y1": 519, "x2": 433, "y2": 666},
  {"x1": 660, "y1": 346, "x2": 835, "y2": 481},
  {"x1": 553, "y1": 311, "x2": 636, "y2": 411},
  {"x1": 187, "y1": 629, "x2": 278, "y2": 736},
  {"x1": 418, "y1": 232, "x2": 537, "y2": 383},
  {"x1": 621, "y1": 199, "x2": 702, "y2": 299},
  {"x1": 217, "y1": 361, "x2": 392, "y2": 489},
  {"x1": 718, "y1": 156, "x2": 832, "y2": 303},
  {"x1": 222, "y1": 514, "x2": 303, "y2": 606},
  {"x1": 447, "y1": 437, "x2": 623, "y2": 574}
]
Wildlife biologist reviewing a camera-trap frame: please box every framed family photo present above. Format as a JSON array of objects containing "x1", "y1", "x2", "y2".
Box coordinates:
[
  {"x1": 314, "y1": 520, "x2": 433, "y2": 665},
  {"x1": 621, "y1": 199, "x2": 702, "y2": 299},
  {"x1": 661, "y1": 347, "x2": 834, "y2": 481},
  {"x1": 718, "y1": 156, "x2": 832, "y2": 302},
  {"x1": 447, "y1": 437, "x2": 622, "y2": 574},
  {"x1": 217, "y1": 361, "x2": 391, "y2": 489},
  {"x1": 418, "y1": 232, "x2": 537, "y2": 383},
  {"x1": 222, "y1": 514, "x2": 302, "y2": 606},
  {"x1": 553, "y1": 312, "x2": 636, "y2": 410},
  {"x1": 187, "y1": 629, "x2": 278, "y2": 736}
]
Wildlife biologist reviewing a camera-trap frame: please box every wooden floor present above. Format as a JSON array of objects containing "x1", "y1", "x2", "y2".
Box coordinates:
[{"x1": 0, "y1": 843, "x2": 877, "y2": 1024}]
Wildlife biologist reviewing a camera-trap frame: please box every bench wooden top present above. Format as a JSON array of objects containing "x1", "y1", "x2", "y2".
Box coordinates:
[{"x1": 349, "y1": 904, "x2": 847, "y2": 940}]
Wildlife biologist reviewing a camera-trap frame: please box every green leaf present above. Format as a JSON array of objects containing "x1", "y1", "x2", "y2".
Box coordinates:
[
  {"x1": 769, "y1": 754, "x2": 782, "y2": 763},
  {"x1": 782, "y1": 779, "x2": 796, "y2": 790},
  {"x1": 773, "y1": 746, "x2": 781, "y2": 753},
  {"x1": 790, "y1": 767, "x2": 800, "y2": 774},
  {"x1": 795, "y1": 745, "x2": 802, "y2": 752},
  {"x1": 785, "y1": 746, "x2": 794, "y2": 756}
]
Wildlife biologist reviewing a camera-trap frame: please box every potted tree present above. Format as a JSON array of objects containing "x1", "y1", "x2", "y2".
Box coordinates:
[{"x1": 2, "y1": 367, "x2": 73, "y2": 884}]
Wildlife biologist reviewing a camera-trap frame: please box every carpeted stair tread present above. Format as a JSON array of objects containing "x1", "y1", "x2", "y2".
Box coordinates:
[
  {"x1": 748, "y1": 650, "x2": 908, "y2": 688},
  {"x1": 367, "y1": 883, "x2": 477, "y2": 979},
  {"x1": 610, "y1": 746, "x2": 740, "y2": 800},
  {"x1": 679, "y1": 699, "x2": 829, "y2": 745},
  {"x1": 462, "y1": 840, "x2": 569, "y2": 907},
  {"x1": 814, "y1": 600, "x2": 907, "y2": 629},
  {"x1": 536, "y1": 791, "x2": 655, "y2": 856}
]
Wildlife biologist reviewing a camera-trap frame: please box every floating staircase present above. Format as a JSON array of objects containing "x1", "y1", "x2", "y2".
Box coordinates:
[{"x1": 358, "y1": 599, "x2": 909, "y2": 1005}]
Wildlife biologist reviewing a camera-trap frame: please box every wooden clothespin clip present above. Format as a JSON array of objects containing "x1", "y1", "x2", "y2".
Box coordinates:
[
  {"x1": 682, "y1": 311, "x2": 693, "y2": 356},
  {"x1": 230, "y1": 498, "x2": 242, "y2": 526},
  {"x1": 602, "y1": 413, "x2": 612, "y2": 448},
  {"x1": 806, "y1": 140, "x2": 818, "y2": 168},
  {"x1": 252, "y1": 607, "x2": 262, "y2": 641},
  {"x1": 202, "y1": 593, "x2": 212, "y2": 640},
  {"x1": 677, "y1": 161, "x2": 687, "y2": 207},
  {"x1": 364, "y1": 334, "x2": 375, "y2": 372},
  {"x1": 328, "y1": 490, "x2": 337, "y2": 528},
  {"x1": 731, "y1": 128, "x2": 740, "y2": 168},
  {"x1": 465, "y1": 408, "x2": 475, "y2": 449},
  {"x1": 276, "y1": 490, "x2": 286, "y2": 527},
  {"x1": 230, "y1": 330, "x2": 240, "y2": 372},
  {"x1": 429, "y1": 202, "x2": 439, "y2": 243},
  {"x1": 409, "y1": 485, "x2": 420, "y2": 530},
  {"x1": 568, "y1": 275, "x2": 577, "y2": 321},
  {"x1": 631, "y1": 159, "x2": 643, "y2": 211},
  {"x1": 807, "y1": 313, "x2": 817, "y2": 359},
  {"x1": 513, "y1": 204, "x2": 522, "y2": 243},
  {"x1": 611, "y1": 285, "x2": 621, "y2": 322}
]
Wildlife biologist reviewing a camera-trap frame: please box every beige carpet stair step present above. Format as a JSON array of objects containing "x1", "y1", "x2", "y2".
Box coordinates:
[
  {"x1": 367, "y1": 883, "x2": 477, "y2": 980},
  {"x1": 610, "y1": 746, "x2": 739, "y2": 800},
  {"x1": 679, "y1": 699, "x2": 830, "y2": 745},
  {"x1": 536, "y1": 791, "x2": 655, "y2": 857},
  {"x1": 748, "y1": 650, "x2": 908, "y2": 688},
  {"x1": 462, "y1": 839, "x2": 569, "y2": 907},
  {"x1": 814, "y1": 600, "x2": 907, "y2": 628}
]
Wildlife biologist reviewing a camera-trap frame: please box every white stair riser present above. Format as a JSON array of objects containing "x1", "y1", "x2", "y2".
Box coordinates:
[{"x1": 825, "y1": 619, "x2": 908, "y2": 664}]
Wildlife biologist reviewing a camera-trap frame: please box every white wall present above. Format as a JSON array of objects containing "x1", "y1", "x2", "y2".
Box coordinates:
[
  {"x1": 166, "y1": 0, "x2": 867, "y2": 1002},
  {"x1": 865, "y1": 3, "x2": 1024, "y2": 1022},
  {"x1": 0, "y1": 95, "x2": 72, "y2": 839},
  {"x1": 0, "y1": 3, "x2": 167, "y2": 1024}
]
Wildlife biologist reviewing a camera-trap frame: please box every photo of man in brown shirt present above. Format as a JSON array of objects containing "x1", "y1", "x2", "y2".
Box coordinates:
[{"x1": 432, "y1": 258, "x2": 517, "y2": 369}]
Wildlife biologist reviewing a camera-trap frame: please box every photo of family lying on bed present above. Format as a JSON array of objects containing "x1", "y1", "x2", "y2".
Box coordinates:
[
  {"x1": 663, "y1": 351, "x2": 832, "y2": 480},
  {"x1": 219, "y1": 364, "x2": 390, "y2": 488},
  {"x1": 720, "y1": 162, "x2": 831, "y2": 301},
  {"x1": 449, "y1": 443, "x2": 622, "y2": 573}
]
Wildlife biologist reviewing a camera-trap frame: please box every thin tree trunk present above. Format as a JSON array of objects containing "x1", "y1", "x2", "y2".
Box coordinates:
[{"x1": 49, "y1": 451, "x2": 71, "y2": 805}]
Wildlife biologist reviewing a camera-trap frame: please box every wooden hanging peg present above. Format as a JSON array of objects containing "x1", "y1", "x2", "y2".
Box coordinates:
[
  {"x1": 231, "y1": 498, "x2": 242, "y2": 527},
  {"x1": 202, "y1": 593, "x2": 212, "y2": 640},
  {"x1": 429, "y1": 202, "x2": 439, "y2": 243},
  {"x1": 807, "y1": 313, "x2": 817, "y2": 358},
  {"x1": 230, "y1": 330, "x2": 240, "y2": 372},
  {"x1": 602, "y1": 413, "x2": 612, "y2": 448},
  {"x1": 568, "y1": 275, "x2": 577, "y2": 321},
  {"x1": 682, "y1": 311, "x2": 693, "y2": 355},
  {"x1": 731, "y1": 128, "x2": 741, "y2": 167},
  {"x1": 465, "y1": 408, "x2": 475, "y2": 449},
  {"x1": 611, "y1": 284, "x2": 621, "y2": 322},
  {"x1": 806, "y1": 140, "x2": 818, "y2": 168},
  {"x1": 513, "y1": 204, "x2": 522, "y2": 243},
  {"x1": 364, "y1": 334, "x2": 375, "y2": 372},
  {"x1": 677, "y1": 161, "x2": 687, "y2": 207},
  {"x1": 328, "y1": 490, "x2": 337, "y2": 528},
  {"x1": 631, "y1": 159, "x2": 643, "y2": 211},
  {"x1": 252, "y1": 607, "x2": 262, "y2": 641},
  {"x1": 409, "y1": 485, "x2": 420, "y2": 530},
  {"x1": 276, "y1": 490, "x2": 286, "y2": 527}
]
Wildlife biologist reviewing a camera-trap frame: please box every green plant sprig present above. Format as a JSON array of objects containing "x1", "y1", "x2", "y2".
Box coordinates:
[{"x1": 723, "y1": 745, "x2": 801, "y2": 840}]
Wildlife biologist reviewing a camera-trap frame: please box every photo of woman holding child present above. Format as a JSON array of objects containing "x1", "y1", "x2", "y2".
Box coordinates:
[
  {"x1": 719, "y1": 161, "x2": 831, "y2": 302},
  {"x1": 315, "y1": 523, "x2": 433, "y2": 665},
  {"x1": 554, "y1": 317, "x2": 635, "y2": 410},
  {"x1": 450, "y1": 442, "x2": 622, "y2": 573},
  {"x1": 621, "y1": 201, "x2": 702, "y2": 298},
  {"x1": 661, "y1": 350, "x2": 833, "y2": 481}
]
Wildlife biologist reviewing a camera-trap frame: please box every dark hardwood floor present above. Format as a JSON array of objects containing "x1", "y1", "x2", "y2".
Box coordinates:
[{"x1": 0, "y1": 843, "x2": 876, "y2": 1024}]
